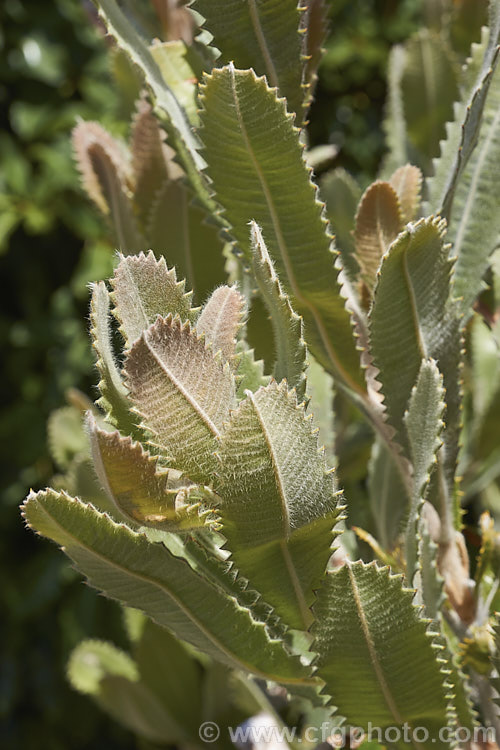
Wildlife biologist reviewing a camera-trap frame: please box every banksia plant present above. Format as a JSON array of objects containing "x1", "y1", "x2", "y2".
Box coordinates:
[{"x1": 22, "y1": 0, "x2": 500, "y2": 747}]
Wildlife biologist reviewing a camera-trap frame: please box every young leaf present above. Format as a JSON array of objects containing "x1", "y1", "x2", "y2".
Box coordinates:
[
  {"x1": 193, "y1": 0, "x2": 307, "y2": 121},
  {"x1": 111, "y1": 251, "x2": 196, "y2": 349},
  {"x1": 196, "y1": 285, "x2": 244, "y2": 366},
  {"x1": 381, "y1": 45, "x2": 409, "y2": 176},
  {"x1": 88, "y1": 416, "x2": 209, "y2": 531},
  {"x1": 146, "y1": 178, "x2": 226, "y2": 304},
  {"x1": 312, "y1": 562, "x2": 451, "y2": 745},
  {"x1": 72, "y1": 120, "x2": 132, "y2": 215},
  {"x1": 130, "y1": 97, "x2": 170, "y2": 227},
  {"x1": 403, "y1": 359, "x2": 445, "y2": 582},
  {"x1": 89, "y1": 282, "x2": 137, "y2": 436},
  {"x1": 368, "y1": 218, "x2": 461, "y2": 478},
  {"x1": 199, "y1": 65, "x2": 364, "y2": 395},
  {"x1": 124, "y1": 315, "x2": 236, "y2": 483},
  {"x1": 250, "y1": 222, "x2": 307, "y2": 402},
  {"x1": 354, "y1": 181, "x2": 403, "y2": 293},
  {"x1": 389, "y1": 164, "x2": 422, "y2": 224},
  {"x1": 235, "y1": 341, "x2": 270, "y2": 399},
  {"x1": 216, "y1": 381, "x2": 342, "y2": 630},
  {"x1": 22, "y1": 490, "x2": 311, "y2": 685},
  {"x1": 90, "y1": 0, "x2": 213, "y2": 215}
]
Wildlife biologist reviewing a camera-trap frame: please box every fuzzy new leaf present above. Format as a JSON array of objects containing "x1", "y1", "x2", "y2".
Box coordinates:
[
  {"x1": 216, "y1": 381, "x2": 341, "y2": 630},
  {"x1": 111, "y1": 251, "x2": 196, "y2": 349},
  {"x1": 196, "y1": 285, "x2": 244, "y2": 366},
  {"x1": 125, "y1": 315, "x2": 235, "y2": 483}
]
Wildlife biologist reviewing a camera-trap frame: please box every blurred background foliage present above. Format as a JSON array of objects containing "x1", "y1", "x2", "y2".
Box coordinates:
[{"x1": 0, "y1": 0, "x2": 432, "y2": 747}]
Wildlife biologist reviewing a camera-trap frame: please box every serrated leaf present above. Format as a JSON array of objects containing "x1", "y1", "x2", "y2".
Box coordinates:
[
  {"x1": 23, "y1": 490, "x2": 311, "y2": 685},
  {"x1": 235, "y1": 341, "x2": 270, "y2": 399},
  {"x1": 306, "y1": 356, "x2": 335, "y2": 467},
  {"x1": 320, "y1": 167, "x2": 361, "y2": 284},
  {"x1": 72, "y1": 121, "x2": 132, "y2": 215},
  {"x1": 404, "y1": 359, "x2": 445, "y2": 583},
  {"x1": 193, "y1": 0, "x2": 307, "y2": 121},
  {"x1": 401, "y1": 30, "x2": 459, "y2": 166},
  {"x1": 88, "y1": 416, "x2": 208, "y2": 531},
  {"x1": 196, "y1": 285, "x2": 244, "y2": 366},
  {"x1": 130, "y1": 97, "x2": 170, "y2": 228},
  {"x1": 150, "y1": 40, "x2": 205, "y2": 126},
  {"x1": 416, "y1": 521, "x2": 445, "y2": 620},
  {"x1": 368, "y1": 218, "x2": 462, "y2": 488},
  {"x1": 426, "y1": 18, "x2": 500, "y2": 222},
  {"x1": 302, "y1": 0, "x2": 328, "y2": 98},
  {"x1": 88, "y1": 142, "x2": 145, "y2": 253},
  {"x1": 91, "y1": 0, "x2": 213, "y2": 214},
  {"x1": 67, "y1": 639, "x2": 138, "y2": 695},
  {"x1": 389, "y1": 164, "x2": 422, "y2": 224},
  {"x1": 354, "y1": 181, "x2": 403, "y2": 293},
  {"x1": 111, "y1": 251, "x2": 196, "y2": 349},
  {"x1": 312, "y1": 562, "x2": 451, "y2": 746},
  {"x1": 447, "y1": 62, "x2": 500, "y2": 315},
  {"x1": 125, "y1": 315, "x2": 235, "y2": 483},
  {"x1": 250, "y1": 222, "x2": 307, "y2": 402},
  {"x1": 199, "y1": 65, "x2": 364, "y2": 394},
  {"x1": 146, "y1": 178, "x2": 226, "y2": 304},
  {"x1": 216, "y1": 380, "x2": 341, "y2": 630},
  {"x1": 89, "y1": 282, "x2": 137, "y2": 436}
]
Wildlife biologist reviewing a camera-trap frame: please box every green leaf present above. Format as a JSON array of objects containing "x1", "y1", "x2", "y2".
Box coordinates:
[
  {"x1": 401, "y1": 30, "x2": 459, "y2": 165},
  {"x1": 389, "y1": 164, "x2": 422, "y2": 224},
  {"x1": 89, "y1": 282, "x2": 137, "y2": 436},
  {"x1": 91, "y1": 0, "x2": 213, "y2": 213},
  {"x1": 199, "y1": 65, "x2": 364, "y2": 394},
  {"x1": 111, "y1": 251, "x2": 196, "y2": 349},
  {"x1": 216, "y1": 380, "x2": 342, "y2": 630},
  {"x1": 47, "y1": 406, "x2": 88, "y2": 471},
  {"x1": 426, "y1": 20, "x2": 500, "y2": 222},
  {"x1": 306, "y1": 356, "x2": 335, "y2": 467},
  {"x1": 381, "y1": 45, "x2": 409, "y2": 176},
  {"x1": 312, "y1": 562, "x2": 451, "y2": 746},
  {"x1": 302, "y1": 0, "x2": 328, "y2": 98},
  {"x1": 124, "y1": 315, "x2": 236, "y2": 483},
  {"x1": 88, "y1": 416, "x2": 210, "y2": 531},
  {"x1": 235, "y1": 341, "x2": 270, "y2": 399},
  {"x1": 194, "y1": 0, "x2": 307, "y2": 121},
  {"x1": 416, "y1": 521, "x2": 444, "y2": 620},
  {"x1": 23, "y1": 490, "x2": 310, "y2": 685},
  {"x1": 319, "y1": 167, "x2": 361, "y2": 284},
  {"x1": 447, "y1": 62, "x2": 500, "y2": 315},
  {"x1": 354, "y1": 181, "x2": 403, "y2": 293},
  {"x1": 403, "y1": 359, "x2": 445, "y2": 583},
  {"x1": 250, "y1": 222, "x2": 307, "y2": 402},
  {"x1": 196, "y1": 285, "x2": 244, "y2": 366},
  {"x1": 368, "y1": 218, "x2": 461, "y2": 486},
  {"x1": 67, "y1": 639, "x2": 194, "y2": 743},
  {"x1": 150, "y1": 40, "x2": 205, "y2": 126},
  {"x1": 367, "y1": 438, "x2": 408, "y2": 552},
  {"x1": 146, "y1": 178, "x2": 227, "y2": 305}
]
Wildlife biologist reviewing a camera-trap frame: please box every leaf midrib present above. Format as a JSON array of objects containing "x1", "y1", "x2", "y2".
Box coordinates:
[{"x1": 33, "y1": 497, "x2": 310, "y2": 685}]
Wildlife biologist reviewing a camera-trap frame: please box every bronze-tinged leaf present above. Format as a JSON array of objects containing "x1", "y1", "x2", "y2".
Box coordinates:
[
  {"x1": 354, "y1": 181, "x2": 403, "y2": 292},
  {"x1": 124, "y1": 315, "x2": 236, "y2": 483},
  {"x1": 389, "y1": 164, "x2": 423, "y2": 224},
  {"x1": 196, "y1": 286, "x2": 244, "y2": 365}
]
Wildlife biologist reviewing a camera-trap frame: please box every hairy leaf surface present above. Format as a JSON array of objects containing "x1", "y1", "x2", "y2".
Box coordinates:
[
  {"x1": 216, "y1": 381, "x2": 341, "y2": 630},
  {"x1": 125, "y1": 315, "x2": 235, "y2": 483},
  {"x1": 312, "y1": 562, "x2": 450, "y2": 747},
  {"x1": 23, "y1": 491, "x2": 310, "y2": 684},
  {"x1": 199, "y1": 66, "x2": 364, "y2": 393},
  {"x1": 196, "y1": 286, "x2": 244, "y2": 366},
  {"x1": 194, "y1": 0, "x2": 306, "y2": 120}
]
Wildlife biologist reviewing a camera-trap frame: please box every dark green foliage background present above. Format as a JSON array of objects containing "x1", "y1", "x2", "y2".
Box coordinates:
[{"x1": 0, "y1": 1, "x2": 421, "y2": 746}]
